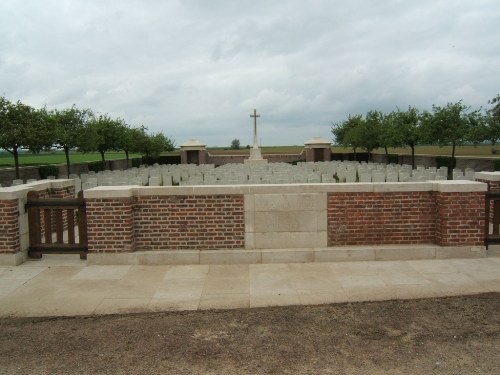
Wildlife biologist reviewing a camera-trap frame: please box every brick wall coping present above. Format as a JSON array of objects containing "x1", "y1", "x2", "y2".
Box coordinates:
[
  {"x1": 433, "y1": 180, "x2": 487, "y2": 192},
  {"x1": 0, "y1": 179, "x2": 74, "y2": 199},
  {"x1": 83, "y1": 185, "x2": 136, "y2": 198},
  {"x1": 82, "y1": 181, "x2": 487, "y2": 199},
  {"x1": 475, "y1": 171, "x2": 500, "y2": 181}
]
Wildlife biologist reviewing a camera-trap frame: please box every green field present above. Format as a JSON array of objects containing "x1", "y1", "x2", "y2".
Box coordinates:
[{"x1": 0, "y1": 151, "x2": 142, "y2": 167}]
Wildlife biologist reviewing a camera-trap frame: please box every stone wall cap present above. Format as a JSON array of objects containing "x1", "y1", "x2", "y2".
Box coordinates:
[
  {"x1": 180, "y1": 139, "x2": 206, "y2": 148},
  {"x1": 433, "y1": 180, "x2": 487, "y2": 192},
  {"x1": 83, "y1": 186, "x2": 135, "y2": 199},
  {"x1": 475, "y1": 171, "x2": 500, "y2": 182},
  {"x1": 0, "y1": 186, "x2": 31, "y2": 200},
  {"x1": 304, "y1": 137, "x2": 331, "y2": 146},
  {"x1": 0, "y1": 180, "x2": 75, "y2": 199}
]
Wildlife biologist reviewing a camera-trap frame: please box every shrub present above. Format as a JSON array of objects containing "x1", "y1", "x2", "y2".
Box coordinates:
[
  {"x1": 88, "y1": 161, "x2": 105, "y2": 173},
  {"x1": 39, "y1": 165, "x2": 59, "y2": 179},
  {"x1": 435, "y1": 156, "x2": 456, "y2": 170},
  {"x1": 387, "y1": 154, "x2": 399, "y2": 164},
  {"x1": 131, "y1": 158, "x2": 142, "y2": 168},
  {"x1": 494, "y1": 159, "x2": 500, "y2": 171}
]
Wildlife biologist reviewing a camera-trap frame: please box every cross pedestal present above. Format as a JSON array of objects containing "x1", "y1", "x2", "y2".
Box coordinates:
[{"x1": 245, "y1": 109, "x2": 268, "y2": 165}]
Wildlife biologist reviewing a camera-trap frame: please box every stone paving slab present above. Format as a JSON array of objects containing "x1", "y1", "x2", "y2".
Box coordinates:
[{"x1": 0, "y1": 255, "x2": 499, "y2": 317}]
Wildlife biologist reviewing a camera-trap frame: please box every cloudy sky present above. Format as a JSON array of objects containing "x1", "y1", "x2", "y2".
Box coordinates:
[{"x1": 1, "y1": 0, "x2": 499, "y2": 147}]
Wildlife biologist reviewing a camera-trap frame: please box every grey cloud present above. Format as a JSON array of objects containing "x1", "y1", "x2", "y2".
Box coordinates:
[{"x1": 0, "y1": 0, "x2": 499, "y2": 146}]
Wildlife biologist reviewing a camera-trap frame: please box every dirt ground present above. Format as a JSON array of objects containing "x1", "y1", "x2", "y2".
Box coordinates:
[{"x1": 1, "y1": 293, "x2": 499, "y2": 375}]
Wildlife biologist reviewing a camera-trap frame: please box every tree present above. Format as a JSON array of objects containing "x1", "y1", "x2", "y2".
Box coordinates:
[
  {"x1": 391, "y1": 106, "x2": 422, "y2": 169},
  {"x1": 230, "y1": 139, "x2": 240, "y2": 150},
  {"x1": 115, "y1": 120, "x2": 141, "y2": 167},
  {"x1": 136, "y1": 131, "x2": 175, "y2": 158},
  {"x1": 467, "y1": 110, "x2": 488, "y2": 147},
  {"x1": 484, "y1": 94, "x2": 500, "y2": 148},
  {"x1": 489, "y1": 94, "x2": 500, "y2": 120},
  {"x1": 332, "y1": 114, "x2": 364, "y2": 160},
  {"x1": 420, "y1": 101, "x2": 473, "y2": 173},
  {"x1": 49, "y1": 105, "x2": 92, "y2": 178},
  {"x1": 358, "y1": 110, "x2": 382, "y2": 161},
  {"x1": 78, "y1": 114, "x2": 122, "y2": 163},
  {"x1": 0, "y1": 97, "x2": 52, "y2": 179}
]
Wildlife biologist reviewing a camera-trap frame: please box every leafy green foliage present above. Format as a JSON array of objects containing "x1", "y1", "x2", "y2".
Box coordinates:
[
  {"x1": 0, "y1": 96, "x2": 53, "y2": 178},
  {"x1": 78, "y1": 114, "x2": 123, "y2": 162},
  {"x1": 332, "y1": 98, "x2": 499, "y2": 167},
  {"x1": 435, "y1": 156, "x2": 456, "y2": 170},
  {"x1": 39, "y1": 165, "x2": 59, "y2": 179},
  {"x1": 387, "y1": 154, "x2": 399, "y2": 164},
  {"x1": 230, "y1": 139, "x2": 240, "y2": 150},
  {"x1": 88, "y1": 161, "x2": 105, "y2": 173},
  {"x1": 48, "y1": 105, "x2": 92, "y2": 177},
  {"x1": 131, "y1": 158, "x2": 142, "y2": 168},
  {"x1": 134, "y1": 130, "x2": 175, "y2": 157},
  {"x1": 494, "y1": 159, "x2": 500, "y2": 171}
]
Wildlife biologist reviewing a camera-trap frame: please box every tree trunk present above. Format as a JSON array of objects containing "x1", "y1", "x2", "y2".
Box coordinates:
[
  {"x1": 64, "y1": 146, "x2": 71, "y2": 178},
  {"x1": 450, "y1": 142, "x2": 456, "y2": 179},
  {"x1": 125, "y1": 150, "x2": 130, "y2": 168},
  {"x1": 353, "y1": 147, "x2": 357, "y2": 161},
  {"x1": 100, "y1": 151, "x2": 105, "y2": 163},
  {"x1": 411, "y1": 145, "x2": 416, "y2": 170},
  {"x1": 13, "y1": 147, "x2": 20, "y2": 180}
]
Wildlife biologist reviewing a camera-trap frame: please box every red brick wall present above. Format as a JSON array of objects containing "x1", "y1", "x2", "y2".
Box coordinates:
[
  {"x1": 134, "y1": 195, "x2": 244, "y2": 250},
  {"x1": 86, "y1": 198, "x2": 135, "y2": 253},
  {"x1": 0, "y1": 199, "x2": 19, "y2": 254},
  {"x1": 435, "y1": 192, "x2": 484, "y2": 246},
  {"x1": 327, "y1": 192, "x2": 436, "y2": 246}
]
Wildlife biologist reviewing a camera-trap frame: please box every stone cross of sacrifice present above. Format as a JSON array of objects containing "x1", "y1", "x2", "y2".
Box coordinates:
[{"x1": 250, "y1": 109, "x2": 260, "y2": 148}]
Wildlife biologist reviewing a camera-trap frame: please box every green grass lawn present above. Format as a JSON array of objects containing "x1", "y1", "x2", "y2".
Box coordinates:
[{"x1": 0, "y1": 151, "x2": 141, "y2": 167}]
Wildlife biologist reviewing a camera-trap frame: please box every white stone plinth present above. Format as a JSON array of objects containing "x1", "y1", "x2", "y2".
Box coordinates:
[{"x1": 245, "y1": 147, "x2": 268, "y2": 164}]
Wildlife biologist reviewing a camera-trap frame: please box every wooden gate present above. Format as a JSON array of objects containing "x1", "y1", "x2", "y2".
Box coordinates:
[
  {"x1": 485, "y1": 192, "x2": 500, "y2": 248},
  {"x1": 26, "y1": 190, "x2": 88, "y2": 259}
]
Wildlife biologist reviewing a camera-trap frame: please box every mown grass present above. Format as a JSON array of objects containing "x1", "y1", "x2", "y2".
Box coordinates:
[{"x1": 0, "y1": 151, "x2": 141, "y2": 167}]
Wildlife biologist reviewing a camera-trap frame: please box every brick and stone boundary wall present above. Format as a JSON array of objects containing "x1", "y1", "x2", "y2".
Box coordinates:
[
  {"x1": 0, "y1": 180, "x2": 76, "y2": 265},
  {"x1": 84, "y1": 187, "x2": 245, "y2": 253},
  {"x1": 86, "y1": 197, "x2": 135, "y2": 253},
  {"x1": 1, "y1": 178, "x2": 495, "y2": 265},
  {"x1": 328, "y1": 191, "x2": 436, "y2": 246},
  {"x1": 435, "y1": 192, "x2": 484, "y2": 246},
  {"x1": 82, "y1": 182, "x2": 488, "y2": 255},
  {"x1": 133, "y1": 195, "x2": 244, "y2": 250}
]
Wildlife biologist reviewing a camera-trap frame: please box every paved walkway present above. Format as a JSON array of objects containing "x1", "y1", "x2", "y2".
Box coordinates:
[{"x1": 1, "y1": 255, "x2": 500, "y2": 318}]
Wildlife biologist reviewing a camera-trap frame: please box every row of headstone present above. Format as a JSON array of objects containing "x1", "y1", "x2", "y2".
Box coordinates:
[{"x1": 1, "y1": 161, "x2": 480, "y2": 189}]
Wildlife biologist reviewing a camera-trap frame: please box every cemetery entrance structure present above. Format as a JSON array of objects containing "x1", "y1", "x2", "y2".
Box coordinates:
[
  {"x1": 180, "y1": 139, "x2": 208, "y2": 165},
  {"x1": 25, "y1": 190, "x2": 88, "y2": 259},
  {"x1": 304, "y1": 137, "x2": 332, "y2": 162}
]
